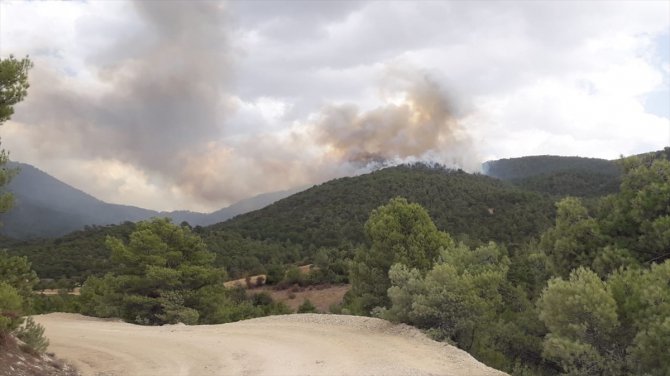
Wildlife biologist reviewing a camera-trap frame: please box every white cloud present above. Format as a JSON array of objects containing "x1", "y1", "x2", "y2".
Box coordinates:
[{"x1": 1, "y1": 0, "x2": 668, "y2": 211}]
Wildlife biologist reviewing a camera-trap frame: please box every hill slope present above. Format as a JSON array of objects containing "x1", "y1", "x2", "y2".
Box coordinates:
[
  {"x1": 210, "y1": 164, "x2": 556, "y2": 247},
  {"x1": 483, "y1": 155, "x2": 621, "y2": 197},
  {"x1": 482, "y1": 155, "x2": 620, "y2": 180},
  {"x1": 0, "y1": 162, "x2": 156, "y2": 238},
  {"x1": 0, "y1": 162, "x2": 300, "y2": 238}
]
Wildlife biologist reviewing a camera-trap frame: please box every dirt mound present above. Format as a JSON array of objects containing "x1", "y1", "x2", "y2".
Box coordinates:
[
  {"x1": 0, "y1": 333, "x2": 79, "y2": 376},
  {"x1": 34, "y1": 312, "x2": 507, "y2": 376}
]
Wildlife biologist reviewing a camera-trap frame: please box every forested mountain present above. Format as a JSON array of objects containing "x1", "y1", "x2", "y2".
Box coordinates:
[
  {"x1": 0, "y1": 162, "x2": 301, "y2": 238},
  {"x1": 0, "y1": 162, "x2": 156, "y2": 238},
  {"x1": 5, "y1": 151, "x2": 669, "y2": 376},
  {"x1": 210, "y1": 164, "x2": 556, "y2": 248},
  {"x1": 483, "y1": 155, "x2": 622, "y2": 197},
  {"x1": 3, "y1": 164, "x2": 556, "y2": 283},
  {"x1": 483, "y1": 155, "x2": 620, "y2": 181}
]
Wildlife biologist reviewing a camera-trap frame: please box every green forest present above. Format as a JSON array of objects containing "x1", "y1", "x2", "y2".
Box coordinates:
[
  {"x1": 2, "y1": 151, "x2": 668, "y2": 375},
  {"x1": 1, "y1": 55, "x2": 669, "y2": 375}
]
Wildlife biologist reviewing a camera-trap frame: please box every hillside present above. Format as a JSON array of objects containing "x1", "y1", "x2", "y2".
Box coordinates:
[
  {"x1": 482, "y1": 155, "x2": 620, "y2": 181},
  {"x1": 483, "y1": 155, "x2": 622, "y2": 197},
  {"x1": 0, "y1": 162, "x2": 300, "y2": 239},
  {"x1": 3, "y1": 164, "x2": 555, "y2": 283},
  {"x1": 210, "y1": 164, "x2": 556, "y2": 248},
  {"x1": 0, "y1": 162, "x2": 155, "y2": 239}
]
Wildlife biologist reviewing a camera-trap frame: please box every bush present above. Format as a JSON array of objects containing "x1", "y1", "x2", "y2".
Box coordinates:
[
  {"x1": 16, "y1": 317, "x2": 49, "y2": 353},
  {"x1": 329, "y1": 303, "x2": 343, "y2": 314},
  {"x1": 251, "y1": 292, "x2": 273, "y2": 306},
  {"x1": 282, "y1": 266, "x2": 305, "y2": 287},
  {"x1": 297, "y1": 299, "x2": 317, "y2": 313},
  {"x1": 0, "y1": 282, "x2": 23, "y2": 333}
]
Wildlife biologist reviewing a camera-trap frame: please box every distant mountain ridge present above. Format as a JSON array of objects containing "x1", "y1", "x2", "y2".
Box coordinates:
[
  {"x1": 0, "y1": 162, "x2": 303, "y2": 239},
  {"x1": 482, "y1": 155, "x2": 620, "y2": 180},
  {"x1": 1, "y1": 152, "x2": 659, "y2": 239},
  {"x1": 210, "y1": 164, "x2": 557, "y2": 248},
  {"x1": 482, "y1": 155, "x2": 622, "y2": 197}
]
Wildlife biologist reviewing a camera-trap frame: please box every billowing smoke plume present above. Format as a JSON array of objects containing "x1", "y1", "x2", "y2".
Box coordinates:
[
  {"x1": 11, "y1": 1, "x2": 230, "y2": 178},
  {"x1": 6, "y1": 3, "x2": 479, "y2": 211},
  {"x1": 315, "y1": 71, "x2": 478, "y2": 170}
]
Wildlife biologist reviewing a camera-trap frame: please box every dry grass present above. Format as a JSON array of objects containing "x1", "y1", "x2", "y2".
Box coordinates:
[{"x1": 253, "y1": 284, "x2": 350, "y2": 312}]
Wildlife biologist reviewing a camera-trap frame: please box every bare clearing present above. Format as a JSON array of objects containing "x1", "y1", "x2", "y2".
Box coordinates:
[
  {"x1": 34, "y1": 313, "x2": 507, "y2": 376},
  {"x1": 256, "y1": 284, "x2": 350, "y2": 312}
]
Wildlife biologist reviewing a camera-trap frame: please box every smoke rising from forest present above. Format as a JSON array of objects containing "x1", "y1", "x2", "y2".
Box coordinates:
[
  {"x1": 7, "y1": 2, "x2": 480, "y2": 210},
  {"x1": 314, "y1": 71, "x2": 478, "y2": 170}
]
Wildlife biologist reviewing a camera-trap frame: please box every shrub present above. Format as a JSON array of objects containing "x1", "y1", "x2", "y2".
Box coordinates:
[
  {"x1": 298, "y1": 299, "x2": 317, "y2": 313},
  {"x1": 0, "y1": 282, "x2": 23, "y2": 333},
  {"x1": 16, "y1": 317, "x2": 49, "y2": 353},
  {"x1": 329, "y1": 303, "x2": 343, "y2": 314}
]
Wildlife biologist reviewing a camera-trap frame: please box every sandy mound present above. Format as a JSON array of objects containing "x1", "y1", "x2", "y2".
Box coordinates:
[{"x1": 34, "y1": 313, "x2": 507, "y2": 376}]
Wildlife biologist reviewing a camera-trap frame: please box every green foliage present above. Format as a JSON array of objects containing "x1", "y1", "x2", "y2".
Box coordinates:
[
  {"x1": 16, "y1": 316, "x2": 49, "y2": 353},
  {"x1": 0, "y1": 55, "x2": 32, "y2": 125},
  {"x1": 32, "y1": 293, "x2": 80, "y2": 314},
  {"x1": 0, "y1": 282, "x2": 22, "y2": 333},
  {"x1": 213, "y1": 164, "x2": 555, "y2": 250},
  {"x1": 382, "y1": 242, "x2": 509, "y2": 346},
  {"x1": 365, "y1": 197, "x2": 452, "y2": 272},
  {"x1": 0, "y1": 55, "x2": 31, "y2": 216},
  {"x1": 305, "y1": 248, "x2": 350, "y2": 285},
  {"x1": 510, "y1": 171, "x2": 620, "y2": 198},
  {"x1": 0, "y1": 251, "x2": 38, "y2": 310},
  {"x1": 80, "y1": 218, "x2": 291, "y2": 325},
  {"x1": 347, "y1": 197, "x2": 453, "y2": 314},
  {"x1": 538, "y1": 268, "x2": 622, "y2": 375},
  {"x1": 5, "y1": 164, "x2": 555, "y2": 285},
  {"x1": 484, "y1": 155, "x2": 620, "y2": 182},
  {"x1": 540, "y1": 197, "x2": 601, "y2": 277},
  {"x1": 608, "y1": 261, "x2": 670, "y2": 375},
  {"x1": 0, "y1": 252, "x2": 39, "y2": 337},
  {"x1": 598, "y1": 158, "x2": 670, "y2": 263},
  {"x1": 2, "y1": 222, "x2": 136, "y2": 285},
  {"x1": 538, "y1": 261, "x2": 670, "y2": 375},
  {"x1": 81, "y1": 218, "x2": 229, "y2": 325},
  {"x1": 282, "y1": 265, "x2": 305, "y2": 287},
  {"x1": 297, "y1": 299, "x2": 317, "y2": 313}
]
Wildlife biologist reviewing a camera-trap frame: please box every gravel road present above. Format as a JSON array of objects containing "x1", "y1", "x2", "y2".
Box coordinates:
[{"x1": 34, "y1": 313, "x2": 507, "y2": 376}]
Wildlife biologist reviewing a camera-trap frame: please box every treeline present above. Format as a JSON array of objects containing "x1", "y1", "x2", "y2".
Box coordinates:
[
  {"x1": 343, "y1": 156, "x2": 670, "y2": 375},
  {"x1": 483, "y1": 155, "x2": 620, "y2": 181},
  {"x1": 213, "y1": 164, "x2": 556, "y2": 247},
  {"x1": 2, "y1": 163, "x2": 559, "y2": 285}
]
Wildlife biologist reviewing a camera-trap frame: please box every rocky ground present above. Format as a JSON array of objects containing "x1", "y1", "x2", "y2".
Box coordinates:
[{"x1": 0, "y1": 334, "x2": 79, "y2": 376}]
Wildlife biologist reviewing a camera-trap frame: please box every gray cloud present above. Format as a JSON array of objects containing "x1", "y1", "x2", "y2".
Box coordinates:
[
  {"x1": 8, "y1": 1, "x2": 236, "y2": 208},
  {"x1": 3, "y1": 0, "x2": 668, "y2": 211},
  {"x1": 314, "y1": 70, "x2": 477, "y2": 169}
]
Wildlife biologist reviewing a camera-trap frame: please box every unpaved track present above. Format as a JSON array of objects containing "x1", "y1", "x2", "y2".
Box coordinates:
[{"x1": 34, "y1": 313, "x2": 507, "y2": 376}]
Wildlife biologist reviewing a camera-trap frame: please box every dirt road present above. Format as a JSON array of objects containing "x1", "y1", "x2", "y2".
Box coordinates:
[{"x1": 34, "y1": 313, "x2": 507, "y2": 376}]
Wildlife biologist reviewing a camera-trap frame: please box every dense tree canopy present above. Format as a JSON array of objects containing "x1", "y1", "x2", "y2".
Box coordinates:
[
  {"x1": 79, "y1": 218, "x2": 289, "y2": 325},
  {"x1": 0, "y1": 55, "x2": 31, "y2": 215},
  {"x1": 346, "y1": 198, "x2": 453, "y2": 314},
  {"x1": 80, "y1": 219, "x2": 228, "y2": 324}
]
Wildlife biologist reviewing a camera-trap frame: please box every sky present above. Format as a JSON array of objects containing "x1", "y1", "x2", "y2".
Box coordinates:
[{"x1": 0, "y1": 0, "x2": 668, "y2": 212}]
